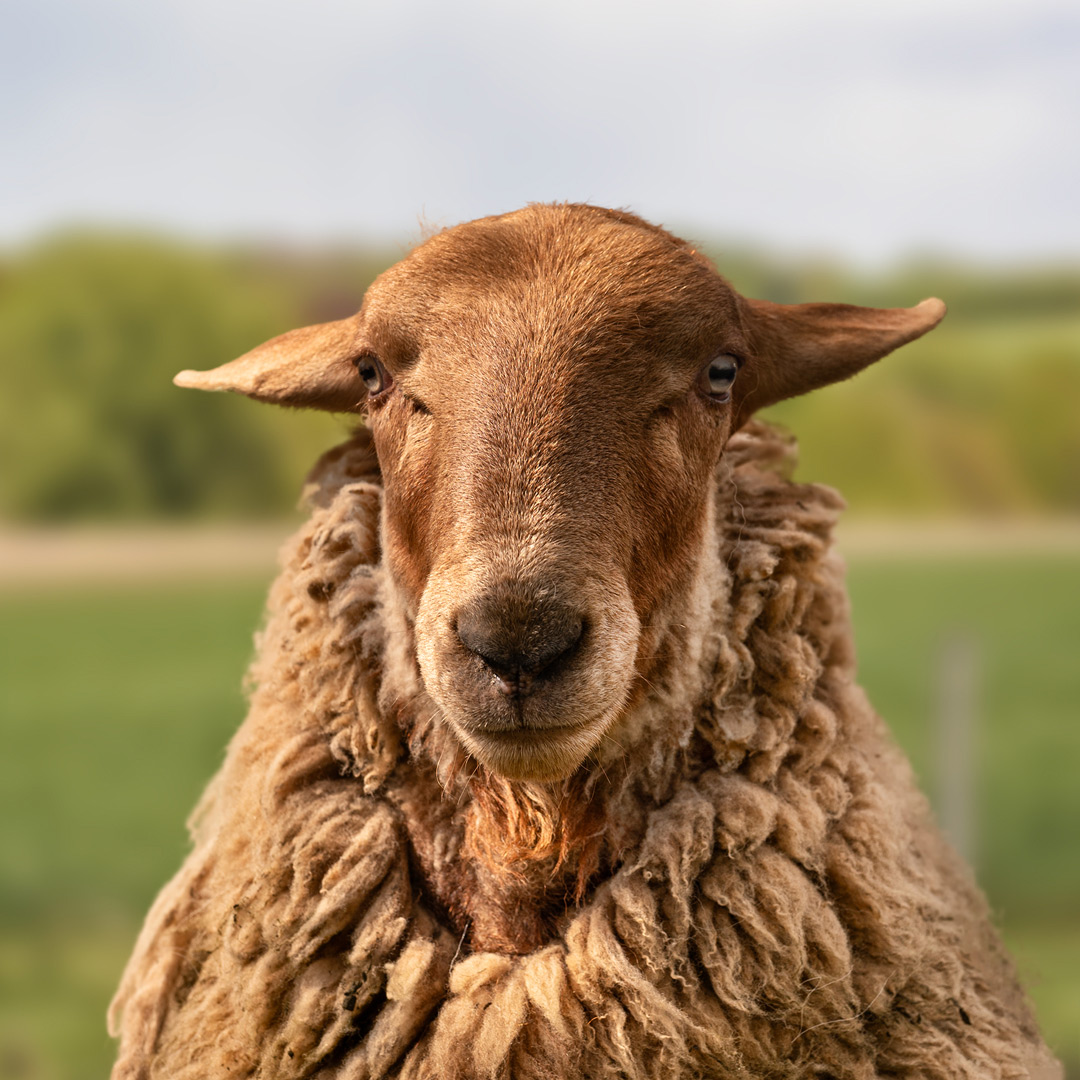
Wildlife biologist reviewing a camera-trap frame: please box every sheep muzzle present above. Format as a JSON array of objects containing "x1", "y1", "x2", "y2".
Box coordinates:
[{"x1": 413, "y1": 559, "x2": 642, "y2": 782}]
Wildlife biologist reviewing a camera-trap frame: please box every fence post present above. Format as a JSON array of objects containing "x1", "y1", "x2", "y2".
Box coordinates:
[{"x1": 936, "y1": 633, "x2": 979, "y2": 865}]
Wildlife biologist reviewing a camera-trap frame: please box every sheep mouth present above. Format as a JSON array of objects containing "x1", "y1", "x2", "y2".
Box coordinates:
[{"x1": 461, "y1": 648, "x2": 584, "y2": 710}]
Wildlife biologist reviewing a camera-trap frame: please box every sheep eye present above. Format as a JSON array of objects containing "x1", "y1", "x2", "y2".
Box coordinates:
[
  {"x1": 699, "y1": 354, "x2": 738, "y2": 401},
  {"x1": 355, "y1": 353, "x2": 390, "y2": 395}
]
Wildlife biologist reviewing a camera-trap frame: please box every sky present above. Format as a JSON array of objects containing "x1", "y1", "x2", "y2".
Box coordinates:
[{"x1": 3, "y1": 0, "x2": 1079, "y2": 263}]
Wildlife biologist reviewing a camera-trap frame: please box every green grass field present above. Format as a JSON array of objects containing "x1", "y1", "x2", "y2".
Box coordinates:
[{"x1": 1, "y1": 555, "x2": 1077, "y2": 1078}]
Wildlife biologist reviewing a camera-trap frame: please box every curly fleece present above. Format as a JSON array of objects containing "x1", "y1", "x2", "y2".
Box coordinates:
[{"x1": 108, "y1": 422, "x2": 1059, "y2": 1080}]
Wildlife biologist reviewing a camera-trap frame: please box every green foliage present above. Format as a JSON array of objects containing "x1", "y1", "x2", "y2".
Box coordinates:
[
  {"x1": 1, "y1": 232, "x2": 1079, "y2": 520},
  {"x1": 0, "y1": 234, "x2": 386, "y2": 521}
]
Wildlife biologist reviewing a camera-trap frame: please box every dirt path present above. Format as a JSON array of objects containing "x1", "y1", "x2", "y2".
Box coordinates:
[
  {"x1": 1, "y1": 519, "x2": 1078, "y2": 587},
  {"x1": 833, "y1": 518, "x2": 1080, "y2": 559},
  {"x1": 0, "y1": 524, "x2": 293, "y2": 586}
]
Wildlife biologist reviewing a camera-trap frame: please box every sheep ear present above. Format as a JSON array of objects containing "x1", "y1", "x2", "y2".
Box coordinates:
[
  {"x1": 734, "y1": 297, "x2": 946, "y2": 427},
  {"x1": 173, "y1": 316, "x2": 367, "y2": 412}
]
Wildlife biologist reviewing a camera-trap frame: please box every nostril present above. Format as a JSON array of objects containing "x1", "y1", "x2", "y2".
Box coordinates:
[
  {"x1": 455, "y1": 594, "x2": 585, "y2": 684},
  {"x1": 454, "y1": 608, "x2": 504, "y2": 671},
  {"x1": 530, "y1": 612, "x2": 584, "y2": 674}
]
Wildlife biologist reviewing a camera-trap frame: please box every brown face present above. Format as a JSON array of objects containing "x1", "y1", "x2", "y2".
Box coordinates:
[
  {"x1": 174, "y1": 203, "x2": 945, "y2": 784},
  {"x1": 361, "y1": 211, "x2": 748, "y2": 780}
]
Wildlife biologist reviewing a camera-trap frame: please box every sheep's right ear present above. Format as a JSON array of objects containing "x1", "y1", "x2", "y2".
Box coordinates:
[
  {"x1": 174, "y1": 316, "x2": 367, "y2": 412},
  {"x1": 733, "y1": 297, "x2": 946, "y2": 428}
]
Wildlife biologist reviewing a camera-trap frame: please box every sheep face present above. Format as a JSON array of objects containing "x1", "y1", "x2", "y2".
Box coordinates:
[
  {"x1": 362, "y1": 212, "x2": 747, "y2": 780},
  {"x1": 173, "y1": 203, "x2": 945, "y2": 784}
]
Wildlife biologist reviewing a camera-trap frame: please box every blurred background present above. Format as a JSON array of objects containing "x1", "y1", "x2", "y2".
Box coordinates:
[{"x1": 1, "y1": 1, "x2": 1077, "y2": 1076}]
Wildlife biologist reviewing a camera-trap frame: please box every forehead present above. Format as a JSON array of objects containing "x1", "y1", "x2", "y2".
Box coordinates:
[{"x1": 360, "y1": 207, "x2": 746, "y2": 365}]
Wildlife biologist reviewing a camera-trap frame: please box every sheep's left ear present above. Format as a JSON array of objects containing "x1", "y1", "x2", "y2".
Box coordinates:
[
  {"x1": 174, "y1": 316, "x2": 367, "y2": 412},
  {"x1": 733, "y1": 297, "x2": 946, "y2": 428}
]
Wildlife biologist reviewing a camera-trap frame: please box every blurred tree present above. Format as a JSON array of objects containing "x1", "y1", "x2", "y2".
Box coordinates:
[{"x1": 0, "y1": 234, "x2": 388, "y2": 520}]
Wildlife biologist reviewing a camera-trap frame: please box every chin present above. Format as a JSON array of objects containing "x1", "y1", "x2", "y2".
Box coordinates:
[{"x1": 450, "y1": 716, "x2": 611, "y2": 783}]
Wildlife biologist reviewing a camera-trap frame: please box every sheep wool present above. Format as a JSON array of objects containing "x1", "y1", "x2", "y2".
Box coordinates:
[{"x1": 109, "y1": 421, "x2": 1060, "y2": 1080}]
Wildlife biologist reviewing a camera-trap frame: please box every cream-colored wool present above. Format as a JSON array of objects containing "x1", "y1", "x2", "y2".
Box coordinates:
[{"x1": 109, "y1": 422, "x2": 1059, "y2": 1080}]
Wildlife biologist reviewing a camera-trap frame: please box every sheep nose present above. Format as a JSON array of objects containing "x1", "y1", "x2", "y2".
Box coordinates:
[{"x1": 456, "y1": 588, "x2": 585, "y2": 695}]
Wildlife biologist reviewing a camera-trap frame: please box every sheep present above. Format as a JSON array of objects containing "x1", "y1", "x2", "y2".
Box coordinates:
[{"x1": 108, "y1": 203, "x2": 1061, "y2": 1080}]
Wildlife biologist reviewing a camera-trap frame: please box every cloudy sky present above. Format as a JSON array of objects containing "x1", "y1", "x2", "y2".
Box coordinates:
[{"x1": 4, "y1": 0, "x2": 1078, "y2": 262}]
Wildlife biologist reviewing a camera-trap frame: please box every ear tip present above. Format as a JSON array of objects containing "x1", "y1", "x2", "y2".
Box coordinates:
[
  {"x1": 916, "y1": 297, "x2": 947, "y2": 326},
  {"x1": 173, "y1": 368, "x2": 241, "y2": 393}
]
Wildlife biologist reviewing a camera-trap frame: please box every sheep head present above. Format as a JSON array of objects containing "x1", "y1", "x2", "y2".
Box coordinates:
[{"x1": 176, "y1": 204, "x2": 944, "y2": 783}]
